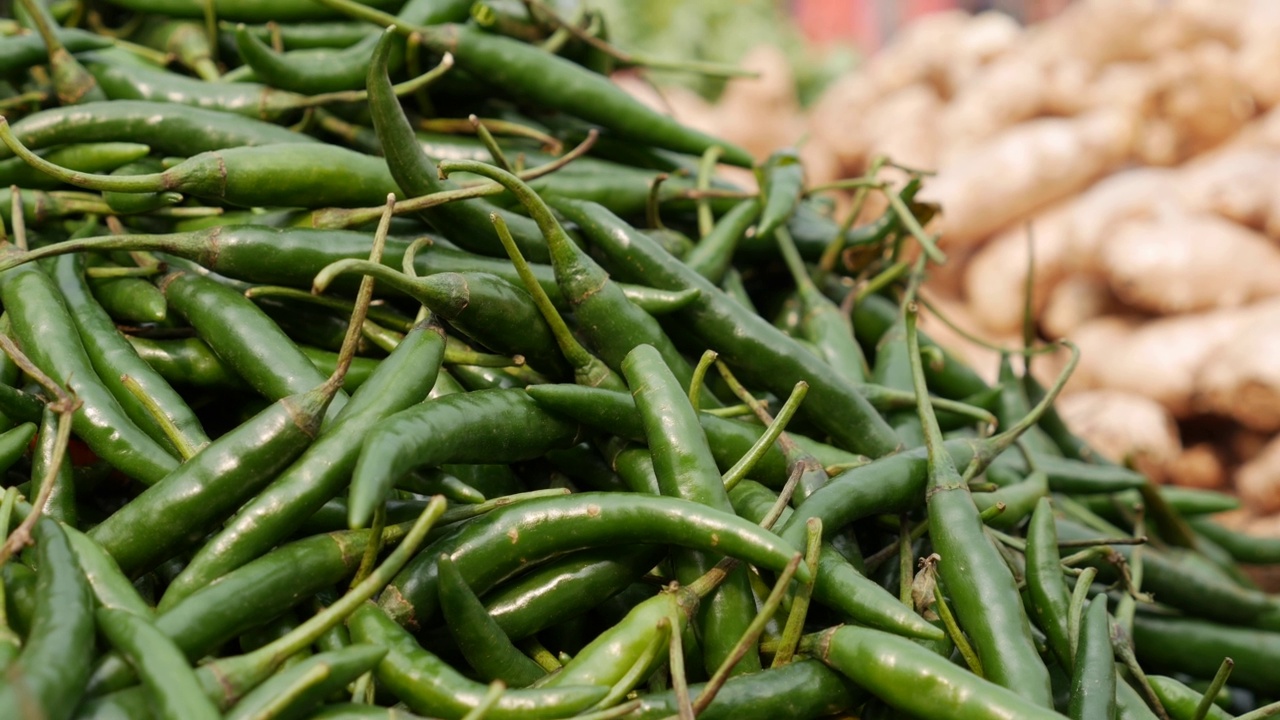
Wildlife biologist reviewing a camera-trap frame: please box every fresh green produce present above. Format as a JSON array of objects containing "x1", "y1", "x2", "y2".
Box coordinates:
[{"x1": 0, "y1": 5, "x2": 1277, "y2": 720}]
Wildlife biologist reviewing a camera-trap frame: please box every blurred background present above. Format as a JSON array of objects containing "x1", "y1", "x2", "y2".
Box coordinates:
[{"x1": 591, "y1": 0, "x2": 1280, "y2": 543}]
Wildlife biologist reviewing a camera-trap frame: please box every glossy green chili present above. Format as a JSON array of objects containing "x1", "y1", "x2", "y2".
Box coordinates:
[
  {"x1": 347, "y1": 388, "x2": 583, "y2": 528},
  {"x1": 0, "y1": 100, "x2": 317, "y2": 162},
  {"x1": 0, "y1": 254, "x2": 178, "y2": 484},
  {"x1": 1068, "y1": 598, "x2": 1116, "y2": 719},
  {"x1": 906, "y1": 297, "x2": 1052, "y2": 706},
  {"x1": 94, "y1": 607, "x2": 221, "y2": 720},
  {"x1": 552, "y1": 197, "x2": 901, "y2": 458},
  {"x1": 380, "y1": 492, "x2": 808, "y2": 631},
  {"x1": 52, "y1": 253, "x2": 210, "y2": 457},
  {"x1": 623, "y1": 343, "x2": 760, "y2": 676},
  {"x1": 438, "y1": 552, "x2": 546, "y2": 687},
  {"x1": 348, "y1": 601, "x2": 608, "y2": 720},
  {"x1": 808, "y1": 625, "x2": 1064, "y2": 720},
  {"x1": 0, "y1": 518, "x2": 94, "y2": 720}
]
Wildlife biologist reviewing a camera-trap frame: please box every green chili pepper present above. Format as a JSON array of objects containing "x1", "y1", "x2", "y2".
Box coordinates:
[
  {"x1": 0, "y1": 100, "x2": 317, "y2": 162},
  {"x1": 755, "y1": 149, "x2": 805, "y2": 240},
  {"x1": 0, "y1": 422, "x2": 37, "y2": 478},
  {"x1": 158, "y1": 268, "x2": 349, "y2": 424},
  {"x1": 0, "y1": 255, "x2": 179, "y2": 484},
  {"x1": 134, "y1": 18, "x2": 220, "y2": 80},
  {"x1": 348, "y1": 601, "x2": 609, "y2": 720},
  {"x1": 1068, "y1": 598, "x2": 1116, "y2": 719},
  {"x1": 347, "y1": 388, "x2": 583, "y2": 528},
  {"x1": 52, "y1": 253, "x2": 210, "y2": 458},
  {"x1": 380, "y1": 491, "x2": 808, "y2": 631},
  {"x1": 1145, "y1": 675, "x2": 1233, "y2": 720},
  {"x1": 1133, "y1": 613, "x2": 1280, "y2": 694},
  {"x1": 438, "y1": 552, "x2": 546, "y2": 687},
  {"x1": 807, "y1": 625, "x2": 1064, "y2": 719},
  {"x1": 84, "y1": 256, "x2": 169, "y2": 323},
  {"x1": 1025, "y1": 497, "x2": 1072, "y2": 667},
  {"x1": 906, "y1": 295, "x2": 1053, "y2": 706},
  {"x1": 627, "y1": 658, "x2": 862, "y2": 720},
  {"x1": 94, "y1": 607, "x2": 221, "y2": 720},
  {"x1": 553, "y1": 197, "x2": 902, "y2": 458},
  {"x1": 224, "y1": 644, "x2": 388, "y2": 720},
  {"x1": 363, "y1": 29, "x2": 550, "y2": 262},
  {"x1": 483, "y1": 545, "x2": 664, "y2": 641},
  {"x1": 0, "y1": 123, "x2": 403, "y2": 209},
  {"x1": 29, "y1": 408, "x2": 76, "y2": 526},
  {"x1": 0, "y1": 27, "x2": 113, "y2": 74},
  {"x1": 623, "y1": 343, "x2": 761, "y2": 676},
  {"x1": 684, "y1": 199, "x2": 760, "y2": 284},
  {"x1": 0, "y1": 518, "x2": 95, "y2": 720},
  {"x1": 62, "y1": 524, "x2": 152, "y2": 618}
]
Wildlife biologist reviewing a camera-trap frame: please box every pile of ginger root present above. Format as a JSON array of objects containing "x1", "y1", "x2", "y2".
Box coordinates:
[{"x1": 620, "y1": 0, "x2": 1280, "y2": 541}]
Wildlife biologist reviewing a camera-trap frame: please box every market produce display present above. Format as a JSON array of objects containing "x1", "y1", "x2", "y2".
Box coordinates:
[
  {"x1": 657, "y1": 0, "x2": 1280, "y2": 544},
  {"x1": 1, "y1": 0, "x2": 1280, "y2": 718}
]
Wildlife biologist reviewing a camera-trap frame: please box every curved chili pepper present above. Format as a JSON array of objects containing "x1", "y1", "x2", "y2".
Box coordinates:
[
  {"x1": 0, "y1": 123, "x2": 403, "y2": 209},
  {"x1": 0, "y1": 100, "x2": 317, "y2": 162},
  {"x1": 483, "y1": 545, "x2": 664, "y2": 641},
  {"x1": 348, "y1": 602, "x2": 608, "y2": 720},
  {"x1": 1068, "y1": 599, "x2": 1116, "y2": 719},
  {"x1": 0, "y1": 256, "x2": 178, "y2": 484},
  {"x1": 157, "y1": 316, "x2": 444, "y2": 610},
  {"x1": 623, "y1": 343, "x2": 761, "y2": 676},
  {"x1": 552, "y1": 197, "x2": 902, "y2": 458},
  {"x1": 438, "y1": 552, "x2": 546, "y2": 687},
  {"x1": 807, "y1": 625, "x2": 1064, "y2": 720},
  {"x1": 905, "y1": 296, "x2": 1052, "y2": 705},
  {"x1": 380, "y1": 491, "x2": 808, "y2": 631},
  {"x1": 365, "y1": 29, "x2": 549, "y2": 262},
  {"x1": 348, "y1": 388, "x2": 584, "y2": 528},
  {"x1": 0, "y1": 519, "x2": 94, "y2": 720},
  {"x1": 94, "y1": 607, "x2": 221, "y2": 720}
]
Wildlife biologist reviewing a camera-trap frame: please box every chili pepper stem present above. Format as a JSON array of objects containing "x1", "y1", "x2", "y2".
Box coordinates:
[
  {"x1": 771, "y1": 518, "x2": 822, "y2": 667},
  {"x1": 933, "y1": 583, "x2": 983, "y2": 676},
  {"x1": 694, "y1": 553, "x2": 800, "y2": 715},
  {"x1": 203, "y1": 496, "x2": 447, "y2": 707},
  {"x1": 687, "y1": 350, "x2": 718, "y2": 411},
  {"x1": 666, "y1": 596, "x2": 695, "y2": 720},
  {"x1": 0, "y1": 335, "x2": 79, "y2": 565},
  {"x1": 1191, "y1": 658, "x2": 1233, "y2": 720},
  {"x1": 460, "y1": 681, "x2": 507, "y2": 720},
  {"x1": 0, "y1": 118, "x2": 165, "y2": 193},
  {"x1": 721, "y1": 381, "x2": 808, "y2": 492}
]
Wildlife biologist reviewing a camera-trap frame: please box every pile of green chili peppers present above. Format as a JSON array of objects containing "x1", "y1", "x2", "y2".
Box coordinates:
[{"x1": 1, "y1": 1, "x2": 1279, "y2": 718}]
